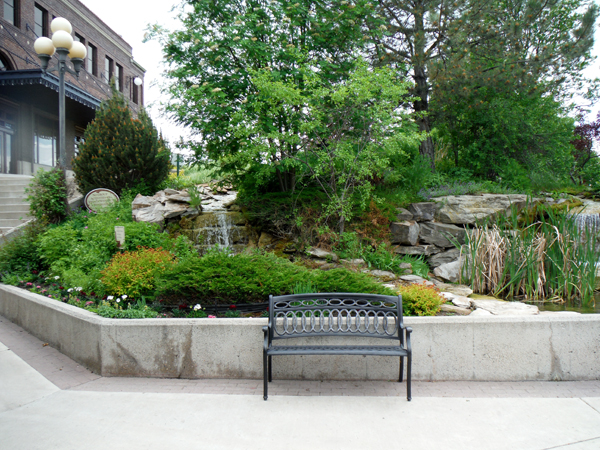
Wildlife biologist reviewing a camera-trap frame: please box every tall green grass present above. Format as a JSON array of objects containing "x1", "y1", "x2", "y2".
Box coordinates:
[{"x1": 462, "y1": 205, "x2": 598, "y2": 306}]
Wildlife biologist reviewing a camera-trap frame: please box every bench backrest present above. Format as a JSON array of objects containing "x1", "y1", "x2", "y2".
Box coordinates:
[{"x1": 268, "y1": 293, "x2": 404, "y2": 343}]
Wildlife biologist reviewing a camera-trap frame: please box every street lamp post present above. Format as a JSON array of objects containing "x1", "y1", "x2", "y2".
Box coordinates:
[{"x1": 34, "y1": 17, "x2": 86, "y2": 169}]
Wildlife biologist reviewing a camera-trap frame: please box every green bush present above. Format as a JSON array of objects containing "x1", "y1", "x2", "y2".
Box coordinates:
[
  {"x1": 398, "y1": 284, "x2": 443, "y2": 316},
  {"x1": 156, "y1": 251, "x2": 392, "y2": 304},
  {"x1": 26, "y1": 168, "x2": 67, "y2": 224},
  {"x1": 72, "y1": 87, "x2": 171, "y2": 196},
  {"x1": 0, "y1": 221, "x2": 46, "y2": 273}
]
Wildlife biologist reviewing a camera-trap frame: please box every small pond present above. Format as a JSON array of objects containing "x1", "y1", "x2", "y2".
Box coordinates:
[{"x1": 524, "y1": 293, "x2": 600, "y2": 314}]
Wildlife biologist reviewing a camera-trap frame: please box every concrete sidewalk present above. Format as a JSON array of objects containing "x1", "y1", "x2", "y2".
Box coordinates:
[{"x1": 1, "y1": 316, "x2": 600, "y2": 450}]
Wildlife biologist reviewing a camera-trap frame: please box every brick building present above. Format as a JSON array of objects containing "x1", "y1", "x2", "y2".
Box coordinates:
[{"x1": 0, "y1": 0, "x2": 145, "y2": 175}]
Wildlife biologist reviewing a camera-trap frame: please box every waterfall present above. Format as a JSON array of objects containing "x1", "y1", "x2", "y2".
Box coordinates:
[
  {"x1": 202, "y1": 211, "x2": 234, "y2": 250},
  {"x1": 573, "y1": 213, "x2": 600, "y2": 236}
]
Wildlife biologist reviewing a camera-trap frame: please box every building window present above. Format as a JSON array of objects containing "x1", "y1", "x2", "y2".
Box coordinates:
[
  {"x1": 132, "y1": 84, "x2": 138, "y2": 104},
  {"x1": 34, "y1": 116, "x2": 58, "y2": 167},
  {"x1": 87, "y1": 43, "x2": 97, "y2": 76},
  {"x1": 104, "y1": 56, "x2": 113, "y2": 84},
  {"x1": 115, "y1": 64, "x2": 123, "y2": 91},
  {"x1": 3, "y1": 0, "x2": 17, "y2": 26},
  {"x1": 34, "y1": 4, "x2": 47, "y2": 37}
]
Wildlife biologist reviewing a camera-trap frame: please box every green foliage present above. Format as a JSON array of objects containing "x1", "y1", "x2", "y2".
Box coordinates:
[
  {"x1": 101, "y1": 247, "x2": 176, "y2": 298},
  {"x1": 249, "y1": 61, "x2": 420, "y2": 231},
  {"x1": 72, "y1": 88, "x2": 171, "y2": 196},
  {"x1": 398, "y1": 255, "x2": 430, "y2": 279},
  {"x1": 149, "y1": 0, "x2": 385, "y2": 192},
  {"x1": 0, "y1": 222, "x2": 46, "y2": 273},
  {"x1": 156, "y1": 251, "x2": 392, "y2": 304},
  {"x1": 187, "y1": 185, "x2": 202, "y2": 209},
  {"x1": 96, "y1": 302, "x2": 159, "y2": 319},
  {"x1": 398, "y1": 284, "x2": 443, "y2": 316},
  {"x1": 333, "y1": 232, "x2": 430, "y2": 276},
  {"x1": 312, "y1": 269, "x2": 394, "y2": 295},
  {"x1": 26, "y1": 168, "x2": 67, "y2": 224},
  {"x1": 434, "y1": 92, "x2": 576, "y2": 191},
  {"x1": 35, "y1": 198, "x2": 182, "y2": 290}
]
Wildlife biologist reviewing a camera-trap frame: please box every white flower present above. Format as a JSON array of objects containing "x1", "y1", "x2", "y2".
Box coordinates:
[
  {"x1": 54, "y1": 276, "x2": 60, "y2": 280},
  {"x1": 76, "y1": 287, "x2": 83, "y2": 291},
  {"x1": 194, "y1": 304, "x2": 202, "y2": 311},
  {"x1": 212, "y1": 87, "x2": 222, "y2": 93},
  {"x1": 107, "y1": 296, "x2": 114, "y2": 300},
  {"x1": 68, "y1": 288, "x2": 73, "y2": 293},
  {"x1": 122, "y1": 295, "x2": 128, "y2": 299},
  {"x1": 116, "y1": 299, "x2": 121, "y2": 303}
]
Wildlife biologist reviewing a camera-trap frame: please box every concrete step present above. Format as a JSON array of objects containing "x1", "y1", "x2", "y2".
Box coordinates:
[
  {"x1": 0, "y1": 204, "x2": 30, "y2": 213},
  {"x1": 0, "y1": 191, "x2": 28, "y2": 200},
  {"x1": 0, "y1": 211, "x2": 31, "y2": 220},
  {"x1": 0, "y1": 184, "x2": 31, "y2": 193},
  {"x1": 0, "y1": 219, "x2": 30, "y2": 228}
]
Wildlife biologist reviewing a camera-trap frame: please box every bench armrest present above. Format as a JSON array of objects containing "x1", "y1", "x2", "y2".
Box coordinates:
[
  {"x1": 263, "y1": 325, "x2": 270, "y2": 352},
  {"x1": 405, "y1": 326, "x2": 412, "y2": 353}
]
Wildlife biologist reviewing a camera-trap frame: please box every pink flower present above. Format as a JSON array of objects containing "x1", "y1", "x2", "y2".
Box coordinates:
[
  {"x1": 85, "y1": 301, "x2": 94, "y2": 306},
  {"x1": 26, "y1": 282, "x2": 33, "y2": 287},
  {"x1": 208, "y1": 315, "x2": 217, "y2": 318},
  {"x1": 36, "y1": 285, "x2": 41, "y2": 289}
]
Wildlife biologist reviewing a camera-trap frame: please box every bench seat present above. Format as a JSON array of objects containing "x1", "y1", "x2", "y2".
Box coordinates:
[{"x1": 266, "y1": 345, "x2": 409, "y2": 356}]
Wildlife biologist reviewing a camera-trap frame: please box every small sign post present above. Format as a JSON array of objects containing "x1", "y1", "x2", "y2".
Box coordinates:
[{"x1": 114, "y1": 226, "x2": 125, "y2": 249}]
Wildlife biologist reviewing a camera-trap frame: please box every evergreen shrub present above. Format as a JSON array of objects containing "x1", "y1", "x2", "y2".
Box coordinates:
[
  {"x1": 72, "y1": 88, "x2": 171, "y2": 196},
  {"x1": 156, "y1": 252, "x2": 392, "y2": 305}
]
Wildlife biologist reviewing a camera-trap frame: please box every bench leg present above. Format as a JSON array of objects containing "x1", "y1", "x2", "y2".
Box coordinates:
[
  {"x1": 268, "y1": 355, "x2": 272, "y2": 382},
  {"x1": 407, "y1": 352, "x2": 412, "y2": 401},
  {"x1": 399, "y1": 356, "x2": 404, "y2": 382},
  {"x1": 263, "y1": 351, "x2": 268, "y2": 401}
]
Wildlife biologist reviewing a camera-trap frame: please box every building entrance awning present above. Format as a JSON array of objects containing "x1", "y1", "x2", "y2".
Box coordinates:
[{"x1": 0, "y1": 69, "x2": 101, "y2": 110}]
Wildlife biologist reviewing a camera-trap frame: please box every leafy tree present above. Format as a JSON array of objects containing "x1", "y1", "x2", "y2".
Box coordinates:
[
  {"x1": 149, "y1": 0, "x2": 381, "y2": 192},
  {"x1": 571, "y1": 111, "x2": 600, "y2": 184},
  {"x1": 73, "y1": 89, "x2": 171, "y2": 196},
  {"x1": 434, "y1": 89, "x2": 575, "y2": 190},
  {"x1": 248, "y1": 61, "x2": 421, "y2": 232},
  {"x1": 375, "y1": 0, "x2": 598, "y2": 168}
]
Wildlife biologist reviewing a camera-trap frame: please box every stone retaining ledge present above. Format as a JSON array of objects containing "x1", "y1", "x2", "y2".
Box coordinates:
[{"x1": 1, "y1": 284, "x2": 598, "y2": 381}]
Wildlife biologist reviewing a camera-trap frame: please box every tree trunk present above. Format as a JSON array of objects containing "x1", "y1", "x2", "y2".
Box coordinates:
[{"x1": 413, "y1": 64, "x2": 435, "y2": 170}]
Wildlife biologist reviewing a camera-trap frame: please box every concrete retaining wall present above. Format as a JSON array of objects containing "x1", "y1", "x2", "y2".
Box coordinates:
[{"x1": 1, "y1": 284, "x2": 599, "y2": 381}]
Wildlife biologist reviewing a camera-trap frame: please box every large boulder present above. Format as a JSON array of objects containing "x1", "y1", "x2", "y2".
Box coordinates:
[
  {"x1": 390, "y1": 221, "x2": 420, "y2": 246},
  {"x1": 395, "y1": 207, "x2": 413, "y2": 221},
  {"x1": 433, "y1": 258, "x2": 464, "y2": 283},
  {"x1": 428, "y1": 248, "x2": 461, "y2": 268},
  {"x1": 407, "y1": 202, "x2": 437, "y2": 221},
  {"x1": 434, "y1": 194, "x2": 529, "y2": 225},
  {"x1": 419, "y1": 222, "x2": 466, "y2": 248}
]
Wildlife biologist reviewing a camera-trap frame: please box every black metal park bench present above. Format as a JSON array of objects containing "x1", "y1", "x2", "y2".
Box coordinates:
[{"x1": 262, "y1": 293, "x2": 412, "y2": 401}]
